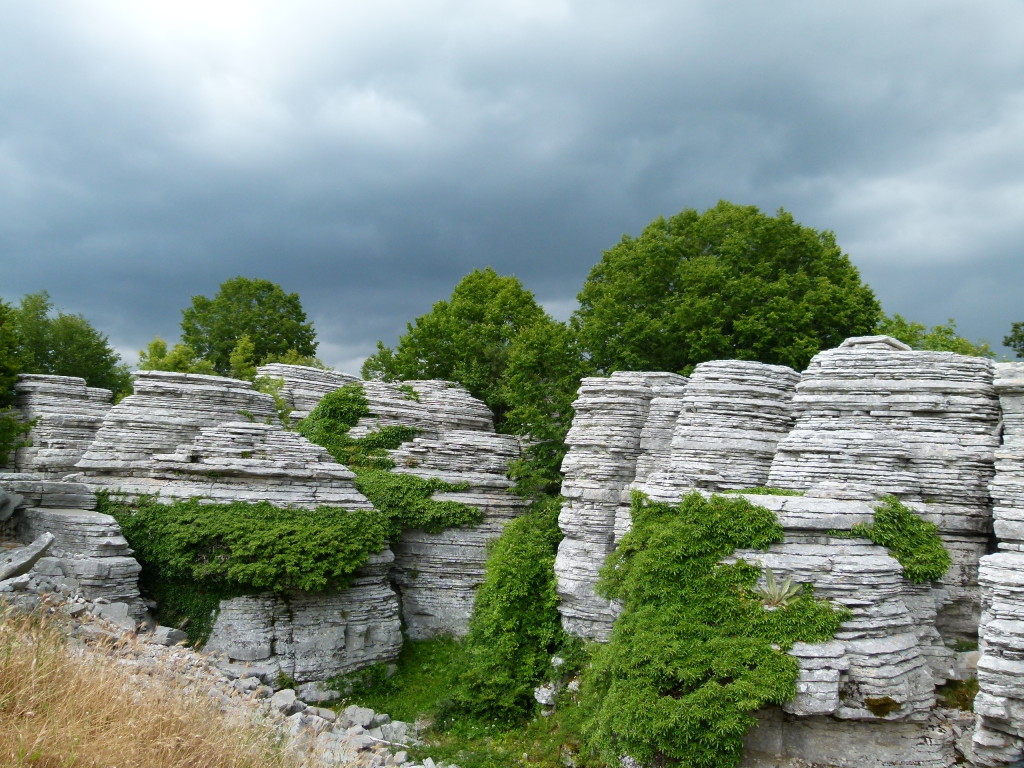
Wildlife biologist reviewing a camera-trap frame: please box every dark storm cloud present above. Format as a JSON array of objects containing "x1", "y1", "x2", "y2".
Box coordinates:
[{"x1": 1, "y1": 1, "x2": 1022, "y2": 374}]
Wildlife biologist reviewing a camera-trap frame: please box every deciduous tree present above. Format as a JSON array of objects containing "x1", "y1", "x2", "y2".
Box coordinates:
[
  {"x1": 180, "y1": 277, "x2": 317, "y2": 375},
  {"x1": 878, "y1": 314, "x2": 994, "y2": 357},
  {"x1": 573, "y1": 201, "x2": 882, "y2": 374}
]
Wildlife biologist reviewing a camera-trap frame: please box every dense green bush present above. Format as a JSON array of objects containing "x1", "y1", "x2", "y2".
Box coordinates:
[
  {"x1": 296, "y1": 382, "x2": 480, "y2": 535},
  {"x1": 103, "y1": 494, "x2": 389, "y2": 593},
  {"x1": 579, "y1": 492, "x2": 849, "y2": 768},
  {"x1": 442, "y1": 496, "x2": 567, "y2": 724},
  {"x1": 851, "y1": 495, "x2": 951, "y2": 583}
]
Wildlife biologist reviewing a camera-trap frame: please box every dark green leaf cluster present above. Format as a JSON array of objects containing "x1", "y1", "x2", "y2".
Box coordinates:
[
  {"x1": 180, "y1": 276, "x2": 317, "y2": 376},
  {"x1": 8, "y1": 291, "x2": 132, "y2": 397},
  {"x1": 441, "y1": 496, "x2": 567, "y2": 724},
  {"x1": 102, "y1": 493, "x2": 389, "y2": 594},
  {"x1": 1006, "y1": 321, "x2": 1024, "y2": 359},
  {"x1": 850, "y1": 495, "x2": 951, "y2": 583},
  {"x1": 355, "y1": 468, "x2": 480, "y2": 537},
  {"x1": 296, "y1": 381, "x2": 480, "y2": 535},
  {"x1": 0, "y1": 300, "x2": 30, "y2": 459},
  {"x1": 579, "y1": 492, "x2": 849, "y2": 768},
  {"x1": 573, "y1": 201, "x2": 882, "y2": 375}
]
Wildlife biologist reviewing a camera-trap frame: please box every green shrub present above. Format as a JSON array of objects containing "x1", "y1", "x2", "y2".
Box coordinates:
[
  {"x1": 355, "y1": 468, "x2": 480, "y2": 537},
  {"x1": 578, "y1": 491, "x2": 849, "y2": 768},
  {"x1": 442, "y1": 496, "x2": 567, "y2": 725},
  {"x1": 851, "y1": 495, "x2": 951, "y2": 583}
]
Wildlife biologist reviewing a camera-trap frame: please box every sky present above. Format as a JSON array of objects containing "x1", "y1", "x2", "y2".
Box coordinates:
[{"x1": 1, "y1": 1, "x2": 1022, "y2": 374}]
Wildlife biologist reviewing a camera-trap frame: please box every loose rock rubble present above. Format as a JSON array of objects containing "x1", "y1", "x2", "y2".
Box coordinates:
[{"x1": 0, "y1": 587, "x2": 457, "y2": 768}]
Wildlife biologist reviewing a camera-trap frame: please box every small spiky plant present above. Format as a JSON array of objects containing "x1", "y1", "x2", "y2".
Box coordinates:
[{"x1": 753, "y1": 568, "x2": 805, "y2": 608}]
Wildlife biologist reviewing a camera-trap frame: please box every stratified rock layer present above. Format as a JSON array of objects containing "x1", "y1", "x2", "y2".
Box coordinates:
[
  {"x1": 9, "y1": 375, "x2": 112, "y2": 477},
  {"x1": 642, "y1": 360, "x2": 799, "y2": 498},
  {"x1": 205, "y1": 550, "x2": 402, "y2": 683},
  {"x1": 0, "y1": 473, "x2": 145, "y2": 617},
  {"x1": 767, "y1": 336, "x2": 1000, "y2": 636},
  {"x1": 261, "y1": 366, "x2": 527, "y2": 639},
  {"x1": 971, "y1": 363, "x2": 1024, "y2": 767},
  {"x1": 554, "y1": 372, "x2": 658, "y2": 641}
]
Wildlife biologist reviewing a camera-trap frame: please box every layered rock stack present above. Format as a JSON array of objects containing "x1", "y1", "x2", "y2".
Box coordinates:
[
  {"x1": 0, "y1": 473, "x2": 145, "y2": 618},
  {"x1": 8, "y1": 375, "x2": 113, "y2": 476},
  {"x1": 260, "y1": 365, "x2": 527, "y2": 639},
  {"x1": 768, "y1": 336, "x2": 1001, "y2": 635},
  {"x1": 970, "y1": 363, "x2": 1024, "y2": 767},
  {"x1": 71, "y1": 370, "x2": 402, "y2": 683},
  {"x1": 76, "y1": 371, "x2": 277, "y2": 471},
  {"x1": 255, "y1": 364, "x2": 358, "y2": 420},
  {"x1": 640, "y1": 360, "x2": 799, "y2": 500},
  {"x1": 554, "y1": 372, "x2": 660, "y2": 641}
]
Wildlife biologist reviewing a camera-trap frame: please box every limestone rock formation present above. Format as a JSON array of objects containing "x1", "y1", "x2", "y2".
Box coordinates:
[
  {"x1": 0, "y1": 474, "x2": 145, "y2": 616},
  {"x1": 7, "y1": 375, "x2": 113, "y2": 476},
  {"x1": 555, "y1": 372, "x2": 659, "y2": 641},
  {"x1": 205, "y1": 550, "x2": 402, "y2": 683},
  {"x1": 642, "y1": 360, "x2": 799, "y2": 498},
  {"x1": 261, "y1": 365, "x2": 527, "y2": 639},
  {"x1": 970, "y1": 363, "x2": 1024, "y2": 766},
  {"x1": 767, "y1": 335, "x2": 1000, "y2": 636}
]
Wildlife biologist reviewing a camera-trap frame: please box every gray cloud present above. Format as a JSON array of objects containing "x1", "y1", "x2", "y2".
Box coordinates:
[{"x1": 1, "y1": 1, "x2": 1022, "y2": 374}]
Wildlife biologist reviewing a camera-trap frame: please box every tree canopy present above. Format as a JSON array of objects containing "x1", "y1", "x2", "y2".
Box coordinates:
[
  {"x1": 0, "y1": 299, "x2": 26, "y2": 458},
  {"x1": 362, "y1": 268, "x2": 588, "y2": 493},
  {"x1": 179, "y1": 277, "x2": 317, "y2": 376},
  {"x1": 573, "y1": 201, "x2": 883, "y2": 374},
  {"x1": 9, "y1": 291, "x2": 132, "y2": 396},
  {"x1": 878, "y1": 314, "x2": 994, "y2": 357},
  {"x1": 362, "y1": 268, "x2": 551, "y2": 422}
]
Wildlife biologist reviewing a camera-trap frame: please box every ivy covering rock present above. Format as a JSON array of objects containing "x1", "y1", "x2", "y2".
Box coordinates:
[{"x1": 578, "y1": 491, "x2": 849, "y2": 768}]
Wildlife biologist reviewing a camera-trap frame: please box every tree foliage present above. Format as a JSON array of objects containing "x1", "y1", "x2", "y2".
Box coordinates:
[
  {"x1": 0, "y1": 300, "x2": 29, "y2": 459},
  {"x1": 137, "y1": 337, "x2": 217, "y2": 375},
  {"x1": 180, "y1": 277, "x2": 317, "y2": 375},
  {"x1": 1005, "y1": 322, "x2": 1024, "y2": 359},
  {"x1": 878, "y1": 314, "x2": 994, "y2": 357},
  {"x1": 362, "y1": 268, "x2": 548, "y2": 421},
  {"x1": 362, "y1": 269, "x2": 588, "y2": 489},
  {"x1": 9, "y1": 291, "x2": 132, "y2": 396},
  {"x1": 573, "y1": 201, "x2": 882, "y2": 374}
]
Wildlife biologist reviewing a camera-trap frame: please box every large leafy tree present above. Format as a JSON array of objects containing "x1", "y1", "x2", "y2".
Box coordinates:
[
  {"x1": 10, "y1": 291, "x2": 132, "y2": 396},
  {"x1": 878, "y1": 314, "x2": 994, "y2": 357},
  {"x1": 0, "y1": 299, "x2": 27, "y2": 458},
  {"x1": 180, "y1": 277, "x2": 317, "y2": 376},
  {"x1": 362, "y1": 268, "x2": 588, "y2": 492},
  {"x1": 573, "y1": 201, "x2": 882, "y2": 374},
  {"x1": 362, "y1": 268, "x2": 550, "y2": 422}
]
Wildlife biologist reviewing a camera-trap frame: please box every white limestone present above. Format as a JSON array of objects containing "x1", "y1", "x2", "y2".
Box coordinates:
[{"x1": 8, "y1": 375, "x2": 112, "y2": 476}]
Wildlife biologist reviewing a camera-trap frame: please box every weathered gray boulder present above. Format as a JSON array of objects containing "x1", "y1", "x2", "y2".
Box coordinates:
[
  {"x1": 0, "y1": 531, "x2": 54, "y2": 580},
  {"x1": 8, "y1": 375, "x2": 113, "y2": 477}
]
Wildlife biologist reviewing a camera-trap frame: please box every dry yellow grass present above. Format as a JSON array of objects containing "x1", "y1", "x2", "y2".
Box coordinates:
[{"x1": 0, "y1": 603, "x2": 303, "y2": 768}]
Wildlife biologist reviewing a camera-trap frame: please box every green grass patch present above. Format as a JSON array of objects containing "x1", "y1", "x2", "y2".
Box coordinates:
[{"x1": 936, "y1": 678, "x2": 979, "y2": 711}]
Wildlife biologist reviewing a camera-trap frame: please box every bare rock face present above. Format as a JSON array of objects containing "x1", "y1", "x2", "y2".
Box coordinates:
[
  {"x1": 259, "y1": 365, "x2": 528, "y2": 639},
  {"x1": 76, "y1": 371, "x2": 277, "y2": 471},
  {"x1": 554, "y1": 372, "x2": 659, "y2": 641},
  {"x1": 0, "y1": 474, "x2": 145, "y2": 617},
  {"x1": 970, "y1": 363, "x2": 1024, "y2": 767},
  {"x1": 387, "y1": 427, "x2": 526, "y2": 638},
  {"x1": 205, "y1": 550, "x2": 402, "y2": 683},
  {"x1": 7, "y1": 375, "x2": 113, "y2": 476},
  {"x1": 640, "y1": 359, "x2": 799, "y2": 498},
  {"x1": 767, "y1": 336, "x2": 1001, "y2": 636}
]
